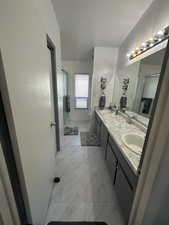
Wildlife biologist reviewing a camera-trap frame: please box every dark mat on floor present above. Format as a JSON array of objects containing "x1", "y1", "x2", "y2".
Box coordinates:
[
  {"x1": 48, "y1": 222, "x2": 107, "y2": 225},
  {"x1": 64, "y1": 126, "x2": 79, "y2": 135},
  {"x1": 80, "y1": 132, "x2": 100, "y2": 146}
]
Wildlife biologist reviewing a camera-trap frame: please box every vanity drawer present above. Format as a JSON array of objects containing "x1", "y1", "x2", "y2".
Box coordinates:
[
  {"x1": 108, "y1": 136, "x2": 138, "y2": 189},
  {"x1": 106, "y1": 143, "x2": 118, "y2": 183}
]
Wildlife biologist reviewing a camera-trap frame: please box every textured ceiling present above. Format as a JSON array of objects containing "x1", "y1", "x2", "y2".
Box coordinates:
[{"x1": 52, "y1": 0, "x2": 154, "y2": 61}]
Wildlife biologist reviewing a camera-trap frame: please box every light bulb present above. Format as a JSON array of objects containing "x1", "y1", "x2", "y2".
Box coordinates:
[
  {"x1": 154, "y1": 35, "x2": 159, "y2": 41},
  {"x1": 142, "y1": 42, "x2": 146, "y2": 47},
  {"x1": 157, "y1": 30, "x2": 164, "y2": 36},
  {"x1": 149, "y1": 43, "x2": 154, "y2": 47},
  {"x1": 149, "y1": 37, "x2": 154, "y2": 42},
  {"x1": 135, "y1": 48, "x2": 140, "y2": 54}
]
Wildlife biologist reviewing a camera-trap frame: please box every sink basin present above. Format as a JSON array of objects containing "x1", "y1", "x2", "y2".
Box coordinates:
[{"x1": 122, "y1": 133, "x2": 145, "y2": 155}]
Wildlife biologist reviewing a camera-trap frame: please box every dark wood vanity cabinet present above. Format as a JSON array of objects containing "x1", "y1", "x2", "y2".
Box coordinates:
[
  {"x1": 100, "y1": 122, "x2": 109, "y2": 155},
  {"x1": 95, "y1": 113, "x2": 101, "y2": 139},
  {"x1": 115, "y1": 165, "x2": 134, "y2": 222},
  {"x1": 106, "y1": 143, "x2": 117, "y2": 183},
  {"x1": 108, "y1": 136, "x2": 138, "y2": 188},
  {"x1": 107, "y1": 136, "x2": 138, "y2": 223},
  {"x1": 95, "y1": 113, "x2": 109, "y2": 154},
  {"x1": 94, "y1": 112, "x2": 138, "y2": 224}
]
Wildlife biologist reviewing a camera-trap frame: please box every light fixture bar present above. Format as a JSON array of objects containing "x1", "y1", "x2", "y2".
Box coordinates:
[{"x1": 127, "y1": 26, "x2": 169, "y2": 60}]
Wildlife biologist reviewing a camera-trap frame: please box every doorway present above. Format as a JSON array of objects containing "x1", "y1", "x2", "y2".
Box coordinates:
[
  {"x1": 47, "y1": 35, "x2": 60, "y2": 152},
  {"x1": 0, "y1": 93, "x2": 28, "y2": 225}
]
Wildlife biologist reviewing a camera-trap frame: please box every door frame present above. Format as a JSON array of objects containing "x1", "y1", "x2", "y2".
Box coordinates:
[
  {"x1": 0, "y1": 50, "x2": 31, "y2": 225},
  {"x1": 47, "y1": 35, "x2": 60, "y2": 151}
]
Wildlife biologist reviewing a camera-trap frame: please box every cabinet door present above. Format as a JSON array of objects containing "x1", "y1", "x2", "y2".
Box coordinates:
[
  {"x1": 100, "y1": 123, "x2": 108, "y2": 149},
  {"x1": 95, "y1": 114, "x2": 101, "y2": 139},
  {"x1": 115, "y1": 165, "x2": 134, "y2": 223},
  {"x1": 109, "y1": 136, "x2": 138, "y2": 188},
  {"x1": 106, "y1": 144, "x2": 117, "y2": 183},
  {"x1": 96, "y1": 121, "x2": 101, "y2": 139}
]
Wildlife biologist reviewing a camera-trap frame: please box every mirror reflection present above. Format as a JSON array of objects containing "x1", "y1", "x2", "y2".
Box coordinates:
[
  {"x1": 133, "y1": 48, "x2": 166, "y2": 117},
  {"x1": 113, "y1": 47, "x2": 166, "y2": 128}
]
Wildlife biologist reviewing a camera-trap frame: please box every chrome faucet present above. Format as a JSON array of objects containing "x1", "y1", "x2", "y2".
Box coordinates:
[
  {"x1": 110, "y1": 104, "x2": 119, "y2": 114},
  {"x1": 112, "y1": 104, "x2": 119, "y2": 115},
  {"x1": 125, "y1": 114, "x2": 133, "y2": 124},
  {"x1": 115, "y1": 106, "x2": 119, "y2": 115}
]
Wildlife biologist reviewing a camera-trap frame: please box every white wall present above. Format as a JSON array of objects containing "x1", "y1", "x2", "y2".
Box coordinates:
[
  {"x1": 0, "y1": 0, "x2": 63, "y2": 224},
  {"x1": 140, "y1": 64, "x2": 161, "y2": 99},
  {"x1": 62, "y1": 60, "x2": 93, "y2": 121},
  {"x1": 142, "y1": 76, "x2": 159, "y2": 99},
  {"x1": 91, "y1": 47, "x2": 119, "y2": 111},
  {"x1": 117, "y1": 0, "x2": 169, "y2": 70},
  {"x1": 142, "y1": 140, "x2": 169, "y2": 225},
  {"x1": 140, "y1": 64, "x2": 161, "y2": 76}
]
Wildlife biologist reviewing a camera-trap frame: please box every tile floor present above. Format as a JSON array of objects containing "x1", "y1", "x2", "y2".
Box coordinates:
[{"x1": 46, "y1": 121, "x2": 124, "y2": 225}]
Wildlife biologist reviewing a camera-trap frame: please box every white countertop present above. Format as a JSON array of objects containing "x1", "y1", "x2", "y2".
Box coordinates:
[{"x1": 95, "y1": 109, "x2": 146, "y2": 175}]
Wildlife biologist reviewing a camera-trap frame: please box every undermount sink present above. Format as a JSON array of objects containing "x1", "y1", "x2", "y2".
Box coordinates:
[{"x1": 122, "y1": 133, "x2": 145, "y2": 155}]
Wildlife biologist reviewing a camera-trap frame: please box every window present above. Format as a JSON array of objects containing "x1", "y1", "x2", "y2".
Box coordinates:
[{"x1": 75, "y1": 74, "x2": 89, "y2": 109}]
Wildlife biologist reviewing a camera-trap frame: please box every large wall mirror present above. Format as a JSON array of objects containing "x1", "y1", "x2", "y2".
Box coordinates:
[
  {"x1": 133, "y1": 48, "x2": 165, "y2": 118},
  {"x1": 113, "y1": 41, "x2": 168, "y2": 128}
]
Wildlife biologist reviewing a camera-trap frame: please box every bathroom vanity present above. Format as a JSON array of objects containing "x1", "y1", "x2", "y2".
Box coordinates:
[
  {"x1": 95, "y1": 109, "x2": 146, "y2": 222},
  {"x1": 94, "y1": 40, "x2": 168, "y2": 223}
]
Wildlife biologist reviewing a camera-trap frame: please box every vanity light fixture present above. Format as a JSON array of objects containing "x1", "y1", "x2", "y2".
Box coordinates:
[{"x1": 127, "y1": 26, "x2": 169, "y2": 60}]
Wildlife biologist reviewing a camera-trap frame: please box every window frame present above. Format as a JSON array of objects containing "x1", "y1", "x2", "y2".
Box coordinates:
[{"x1": 74, "y1": 73, "x2": 90, "y2": 110}]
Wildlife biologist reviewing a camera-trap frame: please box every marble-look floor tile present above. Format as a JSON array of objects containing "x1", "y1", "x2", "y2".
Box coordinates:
[
  {"x1": 46, "y1": 203, "x2": 124, "y2": 225},
  {"x1": 46, "y1": 121, "x2": 124, "y2": 225},
  {"x1": 84, "y1": 203, "x2": 124, "y2": 225},
  {"x1": 63, "y1": 135, "x2": 81, "y2": 146},
  {"x1": 46, "y1": 202, "x2": 86, "y2": 222}
]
